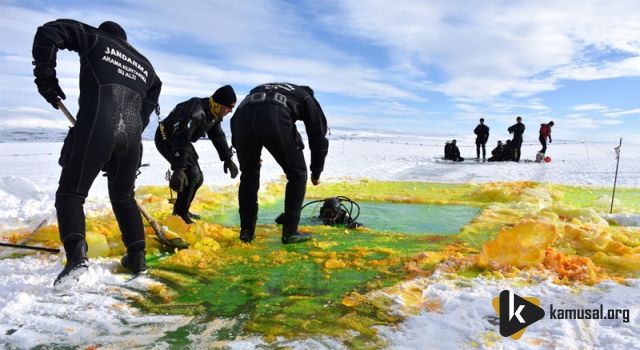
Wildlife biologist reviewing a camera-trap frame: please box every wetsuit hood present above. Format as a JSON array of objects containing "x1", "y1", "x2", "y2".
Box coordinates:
[{"x1": 98, "y1": 21, "x2": 127, "y2": 41}]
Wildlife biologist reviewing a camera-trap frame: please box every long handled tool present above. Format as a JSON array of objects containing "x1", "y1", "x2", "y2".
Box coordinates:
[
  {"x1": 137, "y1": 199, "x2": 189, "y2": 249},
  {"x1": 57, "y1": 101, "x2": 188, "y2": 250},
  {"x1": 0, "y1": 242, "x2": 60, "y2": 253}
]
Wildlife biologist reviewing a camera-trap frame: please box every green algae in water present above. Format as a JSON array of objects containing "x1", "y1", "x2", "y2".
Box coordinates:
[
  {"x1": 144, "y1": 223, "x2": 455, "y2": 347},
  {"x1": 203, "y1": 200, "x2": 480, "y2": 235},
  {"x1": 140, "y1": 181, "x2": 626, "y2": 347}
]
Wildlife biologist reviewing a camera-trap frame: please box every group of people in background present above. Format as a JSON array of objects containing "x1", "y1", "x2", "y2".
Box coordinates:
[{"x1": 444, "y1": 116, "x2": 554, "y2": 163}]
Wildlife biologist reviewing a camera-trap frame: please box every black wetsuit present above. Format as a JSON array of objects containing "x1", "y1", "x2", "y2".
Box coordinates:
[
  {"x1": 444, "y1": 143, "x2": 453, "y2": 159},
  {"x1": 488, "y1": 144, "x2": 505, "y2": 162},
  {"x1": 231, "y1": 83, "x2": 329, "y2": 235},
  {"x1": 474, "y1": 124, "x2": 489, "y2": 159},
  {"x1": 155, "y1": 98, "x2": 233, "y2": 216},
  {"x1": 503, "y1": 141, "x2": 515, "y2": 161},
  {"x1": 444, "y1": 143, "x2": 464, "y2": 162},
  {"x1": 32, "y1": 19, "x2": 161, "y2": 257},
  {"x1": 508, "y1": 122, "x2": 525, "y2": 162}
]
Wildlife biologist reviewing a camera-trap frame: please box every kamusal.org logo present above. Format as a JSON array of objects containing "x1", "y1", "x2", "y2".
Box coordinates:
[
  {"x1": 493, "y1": 290, "x2": 632, "y2": 340},
  {"x1": 492, "y1": 290, "x2": 545, "y2": 340},
  {"x1": 549, "y1": 304, "x2": 630, "y2": 323}
]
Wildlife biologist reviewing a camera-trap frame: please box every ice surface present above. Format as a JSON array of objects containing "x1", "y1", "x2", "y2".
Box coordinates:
[{"x1": 0, "y1": 131, "x2": 638, "y2": 349}]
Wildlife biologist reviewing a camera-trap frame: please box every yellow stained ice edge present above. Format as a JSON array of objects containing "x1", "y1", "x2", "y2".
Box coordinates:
[{"x1": 2, "y1": 180, "x2": 638, "y2": 346}]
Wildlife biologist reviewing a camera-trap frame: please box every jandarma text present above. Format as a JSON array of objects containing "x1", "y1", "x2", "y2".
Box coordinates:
[{"x1": 549, "y1": 304, "x2": 630, "y2": 323}]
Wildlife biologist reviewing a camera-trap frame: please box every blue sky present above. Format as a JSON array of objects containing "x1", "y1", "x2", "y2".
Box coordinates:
[{"x1": 1, "y1": 0, "x2": 639, "y2": 143}]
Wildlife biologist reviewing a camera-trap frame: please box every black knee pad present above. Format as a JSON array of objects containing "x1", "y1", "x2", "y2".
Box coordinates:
[
  {"x1": 286, "y1": 171, "x2": 307, "y2": 183},
  {"x1": 55, "y1": 192, "x2": 86, "y2": 207},
  {"x1": 110, "y1": 195, "x2": 136, "y2": 208},
  {"x1": 194, "y1": 169, "x2": 203, "y2": 187}
]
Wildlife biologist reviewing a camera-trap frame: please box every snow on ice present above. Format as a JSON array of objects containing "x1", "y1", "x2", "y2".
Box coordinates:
[{"x1": 1, "y1": 131, "x2": 638, "y2": 349}]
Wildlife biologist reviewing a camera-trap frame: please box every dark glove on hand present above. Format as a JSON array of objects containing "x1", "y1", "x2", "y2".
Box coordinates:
[
  {"x1": 35, "y1": 77, "x2": 66, "y2": 109},
  {"x1": 170, "y1": 168, "x2": 188, "y2": 192},
  {"x1": 311, "y1": 172, "x2": 321, "y2": 186},
  {"x1": 223, "y1": 159, "x2": 239, "y2": 179}
]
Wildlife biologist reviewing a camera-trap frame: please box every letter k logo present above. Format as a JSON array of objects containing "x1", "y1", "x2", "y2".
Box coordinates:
[{"x1": 492, "y1": 290, "x2": 545, "y2": 339}]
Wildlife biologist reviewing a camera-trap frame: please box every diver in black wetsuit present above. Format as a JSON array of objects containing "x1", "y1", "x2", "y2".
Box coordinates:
[
  {"x1": 444, "y1": 139, "x2": 464, "y2": 162},
  {"x1": 488, "y1": 140, "x2": 505, "y2": 162},
  {"x1": 155, "y1": 85, "x2": 239, "y2": 224},
  {"x1": 32, "y1": 19, "x2": 161, "y2": 286},
  {"x1": 231, "y1": 83, "x2": 329, "y2": 244},
  {"x1": 474, "y1": 118, "x2": 490, "y2": 161},
  {"x1": 508, "y1": 116, "x2": 526, "y2": 162}
]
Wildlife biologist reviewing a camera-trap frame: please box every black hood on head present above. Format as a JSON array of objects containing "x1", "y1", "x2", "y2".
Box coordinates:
[
  {"x1": 98, "y1": 21, "x2": 127, "y2": 41},
  {"x1": 300, "y1": 86, "x2": 314, "y2": 97}
]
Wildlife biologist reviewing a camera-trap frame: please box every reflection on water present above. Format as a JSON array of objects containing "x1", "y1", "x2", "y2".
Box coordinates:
[{"x1": 207, "y1": 200, "x2": 481, "y2": 235}]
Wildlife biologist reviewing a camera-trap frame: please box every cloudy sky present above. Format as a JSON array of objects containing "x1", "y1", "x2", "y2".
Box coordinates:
[{"x1": 1, "y1": 0, "x2": 639, "y2": 142}]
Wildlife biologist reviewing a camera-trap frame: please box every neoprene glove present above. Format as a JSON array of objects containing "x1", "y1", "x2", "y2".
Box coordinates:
[
  {"x1": 35, "y1": 77, "x2": 66, "y2": 109},
  {"x1": 170, "y1": 168, "x2": 188, "y2": 192},
  {"x1": 223, "y1": 159, "x2": 239, "y2": 179}
]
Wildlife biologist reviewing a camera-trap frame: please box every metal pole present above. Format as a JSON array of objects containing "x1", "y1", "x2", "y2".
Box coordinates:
[
  {"x1": 0, "y1": 242, "x2": 60, "y2": 253},
  {"x1": 584, "y1": 139, "x2": 590, "y2": 160},
  {"x1": 610, "y1": 138, "x2": 622, "y2": 214}
]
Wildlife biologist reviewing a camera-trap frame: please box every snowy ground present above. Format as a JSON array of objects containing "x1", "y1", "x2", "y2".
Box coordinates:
[
  {"x1": 377, "y1": 273, "x2": 639, "y2": 350},
  {"x1": 0, "y1": 132, "x2": 639, "y2": 349}
]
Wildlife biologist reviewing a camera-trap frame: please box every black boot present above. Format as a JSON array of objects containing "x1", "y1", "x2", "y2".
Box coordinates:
[
  {"x1": 282, "y1": 224, "x2": 312, "y2": 244},
  {"x1": 282, "y1": 232, "x2": 312, "y2": 244},
  {"x1": 54, "y1": 239, "x2": 89, "y2": 287},
  {"x1": 121, "y1": 250, "x2": 147, "y2": 274},
  {"x1": 188, "y1": 212, "x2": 201, "y2": 220},
  {"x1": 239, "y1": 227, "x2": 255, "y2": 243},
  {"x1": 174, "y1": 212, "x2": 194, "y2": 225}
]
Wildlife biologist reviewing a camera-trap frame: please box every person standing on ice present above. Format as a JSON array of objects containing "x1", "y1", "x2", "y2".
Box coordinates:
[
  {"x1": 32, "y1": 19, "x2": 162, "y2": 286},
  {"x1": 538, "y1": 121, "x2": 554, "y2": 155},
  {"x1": 508, "y1": 116, "x2": 525, "y2": 162},
  {"x1": 473, "y1": 117, "x2": 490, "y2": 161},
  {"x1": 231, "y1": 83, "x2": 329, "y2": 244},
  {"x1": 155, "y1": 86, "x2": 239, "y2": 224}
]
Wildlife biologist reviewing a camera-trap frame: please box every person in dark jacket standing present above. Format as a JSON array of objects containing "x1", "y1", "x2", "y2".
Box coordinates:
[
  {"x1": 507, "y1": 116, "x2": 526, "y2": 162},
  {"x1": 155, "y1": 85, "x2": 239, "y2": 224},
  {"x1": 473, "y1": 118, "x2": 490, "y2": 161},
  {"x1": 32, "y1": 19, "x2": 162, "y2": 286},
  {"x1": 231, "y1": 83, "x2": 329, "y2": 244},
  {"x1": 538, "y1": 121, "x2": 554, "y2": 154}
]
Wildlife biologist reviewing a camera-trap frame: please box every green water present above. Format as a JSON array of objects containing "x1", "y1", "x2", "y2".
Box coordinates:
[
  {"x1": 204, "y1": 200, "x2": 480, "y2": 235},
  {"x1": 142, "y1": 196, "x2": 481, "y2": 346}
]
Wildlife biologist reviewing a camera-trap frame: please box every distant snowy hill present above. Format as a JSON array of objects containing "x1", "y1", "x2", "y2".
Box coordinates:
[
  {"x1": 0, "y1": 127, "x2": 69, "y2": 142},
  {"x1": 0, "y1": 123, "x2": 458, "y2": 144}
]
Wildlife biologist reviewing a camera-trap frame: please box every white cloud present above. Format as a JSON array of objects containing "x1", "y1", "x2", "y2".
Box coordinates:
[
  {"x1": 552, "y1": 56, "x2": 640, "y2": 81},
  {"x1": 604, "y1": 108, "x2": 640, "y2": 117},
  {"x1": 558, "y1": 112, "x2": 626, "y2": 130},
  {"x1": 325, "y1": 0, "x2": 640, "y2": 100},
  {"x1": 0, "y1": 1, "x2": 416, "y2": 127},
  {"x1": 573, "y1": 103, "x2": 609, "y2": 111},
  {"x1": 1, "y1": 1, "x2": 638, "y2": 142}
]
